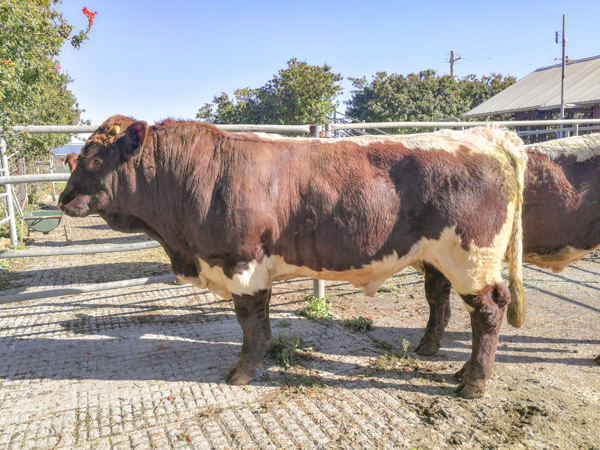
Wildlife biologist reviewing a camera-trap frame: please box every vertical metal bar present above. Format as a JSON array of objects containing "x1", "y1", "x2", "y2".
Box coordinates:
[
  {"x1": 309, "y1": 125, "x2": 322, "y2": 138},
  {"x1": 50, "y1": 153, "x2": 57, "y2": 202},
  {"x1": 0, "y1": 139, "x2": 18, "y2": 247},
  {"x1": 11, "y1": 189, "x2": 23, "y2": 218},
  {"x1": 574, "y1": 123, "x2": 579, "y2": 136},
  {"x1": 309, "y1": 125, "x2": 326, "y2": 298},
  {"x1": 313, "y1": 279, "x2": 325, "y2": 300}
]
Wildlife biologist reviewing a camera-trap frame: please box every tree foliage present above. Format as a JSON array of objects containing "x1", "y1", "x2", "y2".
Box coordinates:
[
  {"x1": 345, "y1": 69, "x2": 516, "y2": 132},
  {"x1": 197, "y1": 58, "x2": 343, "y2": 125},
  {"x1": 0, "y1": 0, "x2": 96, "y2": 158}
]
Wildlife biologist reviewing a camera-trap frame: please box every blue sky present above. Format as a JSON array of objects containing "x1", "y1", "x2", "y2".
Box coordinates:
[{"x1": 58, "y1": 0, "x2": 600, "y2": 125}]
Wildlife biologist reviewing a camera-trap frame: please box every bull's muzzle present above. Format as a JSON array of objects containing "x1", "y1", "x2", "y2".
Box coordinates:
[{"x1": 57, "y1": 188, "x2": 91, "y2": 217}]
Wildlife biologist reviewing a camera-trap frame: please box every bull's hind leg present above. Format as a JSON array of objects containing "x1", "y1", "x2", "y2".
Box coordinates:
[
  {"x1": 415, "y1": 264, "x2": 452, "y2": 356},
  {"x1": 228, "y1": 289, "x2": 272, "y2": 385},
  {"x1": 455, "y1": 283, "x2": 510, "y2": 399}
]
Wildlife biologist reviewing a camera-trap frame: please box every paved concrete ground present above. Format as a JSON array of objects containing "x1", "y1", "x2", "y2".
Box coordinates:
[{"x1": 0, "y1": 215, "x2": 598, "y2": 448}]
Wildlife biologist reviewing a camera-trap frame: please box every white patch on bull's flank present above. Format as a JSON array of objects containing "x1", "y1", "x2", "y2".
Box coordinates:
[
  {"x1": 527, "y1": 133, "x2": 600, "y2": 162},
  {"x1": 524, "y1": 244, "x2": 600, "y2": 273},
  {"x1": 175, "y1": 273, "x2": 232, "y2": 299},
  {"x1": 190, "y1": 202, "x2": 516, "y2": 305},
  {"x1": 267, "y1": 251, "x2": 418, "y2": 298},
  {"x1": 416, "y1": 204, "x2": 516, "y2": 295}
]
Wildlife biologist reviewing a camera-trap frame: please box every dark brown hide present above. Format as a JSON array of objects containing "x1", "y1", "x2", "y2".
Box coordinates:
[
  {"x1": 58, "y1": 116, "x2": 523, "y2": 398},
  {"x1": 414, "y1": 263, "x2": 452, "y2": 356},
  {"x1": 269, "y1": 145, "x2": 510, "y2": 271},
  {"x1": 456, "y1": 283, "x2": 510, "y2": 398},
  {"x1": 523, "y1": 150, "x2": 600, "y2": 257},
  {"x1": 61, "y1": 120, "x2": 512, "y2": 276},
  {"x1": 229, "y1": 289, "x2": 272, "y2": 385}
]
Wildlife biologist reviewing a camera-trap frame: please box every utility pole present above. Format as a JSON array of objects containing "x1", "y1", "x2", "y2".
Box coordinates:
[
  {"x1": 449, "y1": 50, "x2": 462, "y2": 78},
  {"x1": 559, "y1": 14, "x2": 567, "y2": 121}
]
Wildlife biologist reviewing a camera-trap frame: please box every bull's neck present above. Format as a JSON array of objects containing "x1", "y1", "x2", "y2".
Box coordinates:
[{"x1": 120, "y1": 130, "x2": 219, "y2": 248}]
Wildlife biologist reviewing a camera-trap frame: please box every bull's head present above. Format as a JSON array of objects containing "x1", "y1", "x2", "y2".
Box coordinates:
[
  {"x1": 58, "y1": 115, "x2": 148, "y2": 217},
  {"x1": 64, "y1": 152, "x2": 80, "y2": 172}
]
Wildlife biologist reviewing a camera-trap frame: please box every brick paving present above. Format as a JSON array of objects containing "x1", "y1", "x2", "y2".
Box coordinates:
[
  {"x1": 0, "y1": 216, "x2": 418, "y2": 449},
  {"x1": 0, "y1": 215, "x2": 599, "y2": 448}
]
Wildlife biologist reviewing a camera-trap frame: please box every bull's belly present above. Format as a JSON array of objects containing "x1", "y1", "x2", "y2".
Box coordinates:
[
  {"x1": 176, "y1": 254, "x2": 408, "y2": 299},
  {"x1": 524, "y1": 244, "x2": 600, "y2": 272},
  {"x1": 176, "y1": 225, "x2": 511, "y2": 300}
]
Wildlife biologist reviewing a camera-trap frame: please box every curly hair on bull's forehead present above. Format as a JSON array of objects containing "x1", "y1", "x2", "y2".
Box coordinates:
[{"x1": 89, "y1": 115, "x2": 137, "y2": 145}]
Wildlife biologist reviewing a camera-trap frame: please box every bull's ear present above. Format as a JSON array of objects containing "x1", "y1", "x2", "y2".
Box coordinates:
[{"x1": 118, "y1": 121, "x2": 148, "y2": 159}]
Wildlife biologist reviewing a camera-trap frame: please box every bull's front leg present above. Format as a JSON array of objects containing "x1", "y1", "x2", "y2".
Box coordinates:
[
  {"x1": 415, "y1": 263, "x2": 452, "y2": 356},
  {"x1": 228, "y1": 289, "x2": 272, "y2": 385},
  {"x1": 455, "y1": 283, "x2": 510, "y2": 399}
]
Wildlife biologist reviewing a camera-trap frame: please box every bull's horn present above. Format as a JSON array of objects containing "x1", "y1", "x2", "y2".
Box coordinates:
[{"x1": 109, "y1": 125, "x2": 121, "y2": 136}]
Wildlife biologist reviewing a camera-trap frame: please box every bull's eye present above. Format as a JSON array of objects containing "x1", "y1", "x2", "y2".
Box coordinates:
[{"x1": 92, "y1": 158, "x2": 102, "y2": 167}]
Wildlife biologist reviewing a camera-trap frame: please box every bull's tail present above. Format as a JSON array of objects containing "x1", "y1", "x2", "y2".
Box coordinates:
[
  {"x1": 504, "y1": 134, "x2": 527, "y2": 328},
  {"x1": 469, "y1": 126, "x2": 527, "y2": 327},
  {"x1": 506, "y1": 181, "x2": 525, "y2": 328}
]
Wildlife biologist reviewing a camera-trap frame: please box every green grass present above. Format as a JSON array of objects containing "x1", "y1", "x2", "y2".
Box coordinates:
[
  {"x1": 267, "y1": 334, "x2": 304, "y2": 369},
  {"x1": 370, "y1": 339, "x2": 413, "y2": 371},
  {"x1": 280, "y1": 371, "x2": 323, "y2": 391},
  {"x1": 400, "y1": 338, "x2": 411, "y2": 358},
  {"x1": 342, "y1": 316, "x2": 374, "y2": 333},
  {"x1": 297, "y1": 295, "x2": 333, "y2": 321},
  {"x1": 377, "y1": 283, "x2": 400, "y2": 293},
  {"x1": 275, "y1": 319, "x2": 292, "y2": 328}
]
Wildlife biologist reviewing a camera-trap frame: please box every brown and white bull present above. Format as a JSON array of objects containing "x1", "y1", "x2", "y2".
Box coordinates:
[
  {"x1": 58, "y1": 115, "x2": 528, "y2": 398},
  {"x1": 415, "y1": 133, "x2": 600, "y2": 359}
]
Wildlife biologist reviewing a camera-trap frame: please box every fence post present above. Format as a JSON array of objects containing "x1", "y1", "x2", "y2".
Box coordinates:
[
  {"x1": 0, "y1": 138, "x2": 18, "y2": 247},
  {"x1": 49, "y1": 153, "x2": 57, "y2": 202},
  {"x1": 309, "y1": 125, "x2": 326, "y2": 299}
]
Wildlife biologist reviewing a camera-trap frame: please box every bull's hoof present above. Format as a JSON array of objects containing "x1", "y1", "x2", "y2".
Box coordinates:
[
  {"x1": 227, "y1": 366, "x2": 256, "y2": 385},
  {"x1": 455, "y1": 380, "x2": 486, "y2": 399},
  {"x1": 595, "y1": 354, "x2": 600, "y2": 365},
  {"x1": 415, "y1": 339, "x2": 440, "y2": 356},
  {"x1": 454, "y1": 361, "x2": 470, "y2": 381}
]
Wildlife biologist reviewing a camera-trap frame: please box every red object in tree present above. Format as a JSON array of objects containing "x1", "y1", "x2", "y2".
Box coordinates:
[{"x1": 82, "y1": 7, "x2": 98, "y2": 26}]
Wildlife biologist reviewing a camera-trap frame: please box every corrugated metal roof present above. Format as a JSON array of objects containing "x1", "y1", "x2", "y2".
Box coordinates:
[{"x1": 464, "y1": 55, "x2": 600, "y2": 118}]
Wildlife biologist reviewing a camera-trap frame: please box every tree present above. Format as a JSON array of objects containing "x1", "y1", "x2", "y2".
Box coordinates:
[
  {"x1": 197, "y1": 58, "x2": 343, "y2": 125},
  {"x1": 345, "y1": 70, "x2": 516, "y2": 132},
  {"x1": 0, "y1": 0, "x2": 96, "y2": 158}
]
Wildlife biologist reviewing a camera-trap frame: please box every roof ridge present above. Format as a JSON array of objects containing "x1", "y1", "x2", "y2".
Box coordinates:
[{"x1": 534, "y1": 54, "x2": 600, "y2": 72}]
